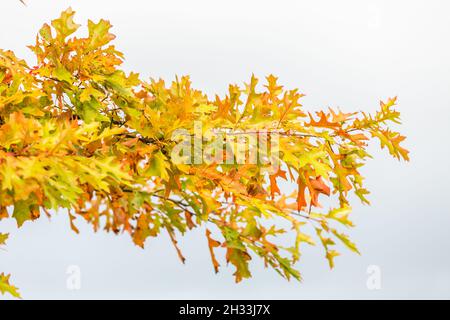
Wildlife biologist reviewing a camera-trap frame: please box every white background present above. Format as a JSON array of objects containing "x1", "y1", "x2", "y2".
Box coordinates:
[{"x1": 1, "y1": 0, "x2": 449, "y2": 299}]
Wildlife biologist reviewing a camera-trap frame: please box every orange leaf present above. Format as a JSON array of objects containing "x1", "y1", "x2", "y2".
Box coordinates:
[
  {"x1": 269, "y1": 168, "x2": 287, "y2": 198},
  {"x1": 307, "y1": 111, "x2": 340, "y2": 129},
  {"x1": 185, "y1": 211, "x2": 196, "y2": 230},
  {"x1": 297, "y1": 175, "x2": 308, "y2": 211},
  {"x1": 206, "y1": 229, "x2": 221, "y2": 273},
  {"x1": 309, "y1": 176, "x2": 331, "y2": 207}
]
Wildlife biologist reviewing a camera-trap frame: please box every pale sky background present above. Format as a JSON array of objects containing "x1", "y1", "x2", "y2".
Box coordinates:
[{"x1": 0, "y1": 0, "x2": 449, "y2": 299}]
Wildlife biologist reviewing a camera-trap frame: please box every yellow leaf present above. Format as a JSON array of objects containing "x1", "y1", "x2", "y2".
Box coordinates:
[
  {"x1": 326, "y1": 250, "x2": 340, "y2": 269},
  {"x1": 0, "y1": 273, "x2": 21, "y2": 298},
  {"x1": 51, "y1": 7, "x2": 80, "y2": 40}
]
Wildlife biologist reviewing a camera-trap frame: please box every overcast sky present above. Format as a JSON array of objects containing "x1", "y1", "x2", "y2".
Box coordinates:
[{"x1": 1, "y1": 0, "x2": 449, "y2": 299}]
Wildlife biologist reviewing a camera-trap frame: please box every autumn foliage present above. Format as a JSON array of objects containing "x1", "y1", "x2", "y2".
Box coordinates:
[{"x1": 0, "y1": 9, "x2": 409, "y2": 297}]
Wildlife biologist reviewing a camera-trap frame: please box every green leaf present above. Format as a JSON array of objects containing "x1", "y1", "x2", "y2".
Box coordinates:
[
  {"x1": 145, "y1": 151, "x2": 170, "y2": 181},
  {"x1": 13, "y1": 200, "x2": 32, "y2": 228},
  {"x1": 222, "y1": 226, "x2": 246, "y2": 251},
  {"x1": 0, "y1": 233, "x2": 8, "y2": 245},
  {"x1": 227, "y1": 248, "x2": 252, "y2": 283},
  {"x1": 331, "y1": 229, "x2": 360, "y2": 254},
  {"x1": 53, "y1": 66, "x2": 73, "y2": 83}
]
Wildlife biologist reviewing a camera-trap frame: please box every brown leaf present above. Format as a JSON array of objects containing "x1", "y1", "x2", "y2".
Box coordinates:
[
  {"x1": 184, "y1": 211, "x2": 196, "y2": 230},
  {"x1": 166, "y1": 226, "x2": 186, "y2": 264}
]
